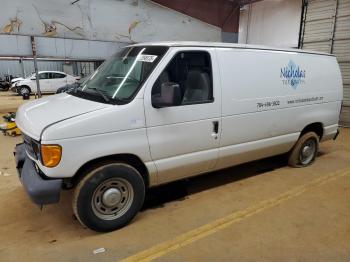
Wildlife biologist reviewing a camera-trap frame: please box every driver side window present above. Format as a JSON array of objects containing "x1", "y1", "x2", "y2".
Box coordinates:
[{"x1": 152, "y1": 51, "x2": 213, "y2": 106}]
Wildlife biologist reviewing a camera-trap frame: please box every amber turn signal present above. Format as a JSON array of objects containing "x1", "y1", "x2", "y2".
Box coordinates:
[{"x1": 41, "y1": 145, "x2": 62, "y2": 167}]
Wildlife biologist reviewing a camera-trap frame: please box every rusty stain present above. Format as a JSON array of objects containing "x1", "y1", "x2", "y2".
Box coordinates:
[
  {"x1": 115, "y1": 33, "x2": 135, "y2": 43},
  {"x1": 41, "y1": 20, "x2": 84, "y2": 37},
  {"x1": 52, "y1": 21, "x2": 84, "y2": 37},
  {"x1": 33, "y1": 4, "x2": 84, "y2": 37},
  {"x1": 115, "y1": 19, "x2": 142, "y2": 43},
  {"x1": 41, "y1": 22, "x2": 57, "y2": 37},
  {"x1": 128, "y1": 21, "x2": 140, "y2": 35},
  {"x1": 115, "y1": 20, "x2": 141, "y2": 43},
  {"x1": 2, "y1": 17, "x2": 22, "y2": 34}
]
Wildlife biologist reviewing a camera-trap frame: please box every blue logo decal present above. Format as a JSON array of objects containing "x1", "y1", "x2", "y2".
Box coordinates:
[{"x1": 280, "y1": 60, "x2": 306, "y2": 89}]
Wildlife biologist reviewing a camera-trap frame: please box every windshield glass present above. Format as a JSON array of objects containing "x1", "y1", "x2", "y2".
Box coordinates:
[{"x1": 72, "y1": 46, "x2": 168, "y2": 104}]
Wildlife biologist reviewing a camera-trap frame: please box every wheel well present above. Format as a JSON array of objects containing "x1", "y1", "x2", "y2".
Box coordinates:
[
  {"x1": 18, "y1": 85, "x2": 31, "y2": 92},
  {"x1": 300, "y1": 122, "x2": 323, "y2": 139},
  {"x1": 69, "y1": 154, "x2": 149, "y2": 188}
]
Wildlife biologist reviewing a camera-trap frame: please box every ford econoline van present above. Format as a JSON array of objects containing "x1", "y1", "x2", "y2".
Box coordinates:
[{"x1": 14, "y1": 42, "x2": 343, "y2": 232}]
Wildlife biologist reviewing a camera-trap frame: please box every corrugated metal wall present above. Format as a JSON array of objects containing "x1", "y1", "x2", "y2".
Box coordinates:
[
  {"x1": 0, "y1": 60, "x2": 63, "y2": 78},
  {"x1": 0, "y1": 35, "x2": 119, "y2": 78},
  {"x1": 0, "y1": 61, "x2": 22, "y2": 78},
  {"x1": 239, "y1": 0, "x2": 302, "y2": 48},
  {"x1": 300, "y1": 0, "x2": 350, "y2": 126},
  {"x1": 0, "y1": 60, "x2": 100, "y2": 79}
]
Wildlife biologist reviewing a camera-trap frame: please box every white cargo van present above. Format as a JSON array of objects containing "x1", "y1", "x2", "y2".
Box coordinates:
[{"x1": 14, "y1": 42, "x2": 343, "y2": 232}]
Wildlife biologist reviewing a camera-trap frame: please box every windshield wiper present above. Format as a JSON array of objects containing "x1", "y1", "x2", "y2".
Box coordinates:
[{"x1": 86, "y1": 88, "x2": 111, "y2": 103}]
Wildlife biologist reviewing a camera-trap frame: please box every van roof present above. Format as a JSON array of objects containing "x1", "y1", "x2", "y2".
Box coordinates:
[{"x1": 129, "y1": 41, "x2": 333, "y2": 57}]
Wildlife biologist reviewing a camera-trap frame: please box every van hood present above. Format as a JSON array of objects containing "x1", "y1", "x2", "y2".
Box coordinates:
[{"x1": 16, "y1": 93, "x2": 110, "y2": 140}]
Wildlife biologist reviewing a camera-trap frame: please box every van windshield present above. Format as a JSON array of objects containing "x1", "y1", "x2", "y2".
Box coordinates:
[{"x1": 72, "y1": 46, "x2": 168, "y2": 104}]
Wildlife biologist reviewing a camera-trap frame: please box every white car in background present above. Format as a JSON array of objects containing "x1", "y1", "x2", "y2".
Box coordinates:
[
  {"x1": 12, "y1": 71, "x2": 78, "y2": 95},
  {"x1": 10, "y1": 77, "x2": 24, "y2": 84}
]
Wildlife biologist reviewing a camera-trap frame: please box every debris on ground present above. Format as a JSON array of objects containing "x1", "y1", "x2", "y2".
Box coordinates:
[
  {"x1": 0, "y1": 112, "x2": 21, "y2": 136},
  {"x1": 93, "y1": 248, "x2": 106, "y2": 254}
]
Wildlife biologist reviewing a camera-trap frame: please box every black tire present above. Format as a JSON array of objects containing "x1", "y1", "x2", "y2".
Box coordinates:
[
  {"x1": 288, "y1": 131, "x2": 319, "y2": 168},
  {"x1": 73, "y1": 162, "x2": 145, "y2": 232},
  {"x1": 18, "y1": 86, "x2": 30, "y2": 96},
  {"x1": 0, "y1": 85, "x2": 9, "y2": 91}
]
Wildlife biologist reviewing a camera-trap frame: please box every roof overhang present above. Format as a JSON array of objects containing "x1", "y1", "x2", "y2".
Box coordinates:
[{"x1": 151, "y1": 0, "x2": 264, "y2": 33}]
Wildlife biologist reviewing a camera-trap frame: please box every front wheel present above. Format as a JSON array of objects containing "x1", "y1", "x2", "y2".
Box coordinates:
[
  {"x1": 73, "y1": 162, "x2": 145, "y2": 232},
  {"x1": 18, "y1": 86, "x2": 30, "y2": 96},
  {"x1": 288, "y1": 132, "x2": 319, "y2": 167}
]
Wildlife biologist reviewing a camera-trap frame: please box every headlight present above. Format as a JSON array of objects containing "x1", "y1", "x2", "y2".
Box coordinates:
[{"x1": 41, "y1": 144, "x2": 62, "y2": 167}]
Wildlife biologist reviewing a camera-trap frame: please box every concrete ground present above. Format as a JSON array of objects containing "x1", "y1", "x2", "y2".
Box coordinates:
[
  {"x1": 0, "y1": 91, "x2": 350, "y2": 261},
  {"x1": 0, "y1": 91, "x2": 49, "y2": 114}
]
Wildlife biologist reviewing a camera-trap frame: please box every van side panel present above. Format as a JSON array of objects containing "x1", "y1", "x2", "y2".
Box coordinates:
[{"x1": 215, "y1": 48, "x2": 342, "y2": 170}]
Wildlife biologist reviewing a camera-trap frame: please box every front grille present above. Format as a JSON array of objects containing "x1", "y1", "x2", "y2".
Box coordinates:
[{"x1": 22, "y1": 133, "x2": 40, "y2": 160}]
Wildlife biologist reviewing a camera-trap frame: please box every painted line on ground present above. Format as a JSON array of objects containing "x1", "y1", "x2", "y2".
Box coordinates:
[{"x1": 120, "y1": 167, "x2": 350, "y2": 262}]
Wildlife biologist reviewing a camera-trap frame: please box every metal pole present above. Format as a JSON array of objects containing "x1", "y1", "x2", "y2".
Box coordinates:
[
  {"x1": 30, "y1": 36, "x2": 42, "y2": 98},
  {"x1": 330, "y1": 0, "x2": 339, "y2": 54},
  {"x1": 19, "y1": 58, "x2": 25, "y2": 77},
  {"x1": 298, "y1": 0, "x2": 307, "y2": 49},
  {"x1": 299, "y1": 0, "x2": 309, "y2": 49}
]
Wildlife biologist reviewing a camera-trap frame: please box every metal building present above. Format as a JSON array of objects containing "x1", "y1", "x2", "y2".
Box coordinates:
[
  {"x1": 0, "y1": 0, "x2": 224, "y2": 79},
  {"x1": 300, "y1": 0, "x2": 350, "y2": 126}
]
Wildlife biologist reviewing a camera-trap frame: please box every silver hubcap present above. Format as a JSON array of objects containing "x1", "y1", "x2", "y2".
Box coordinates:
[
  {"x1": 300, "y1": 139, "x2": 316, "y2": 165},
  {"x1": 102, "y1": 188, "x2": 122, "y2": 207},
  {"x1": 92, "y1": 178, "x2": 134, "y2": 220},
  {"x1": 21, "y1": 88, "x2": 29, "y2": 95}
]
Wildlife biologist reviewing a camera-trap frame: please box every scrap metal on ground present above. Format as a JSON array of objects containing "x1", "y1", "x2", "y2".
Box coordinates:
[{"x1": 0, "y1": 112, "x2": 21, "y2": 136}]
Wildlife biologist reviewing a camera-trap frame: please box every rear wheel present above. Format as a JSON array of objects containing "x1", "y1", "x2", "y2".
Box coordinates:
[
  {"x1": 73, "y1": 162, "x2": 145, "y2": 232},
  {"x1": 288, "y1": 132, "x2": 319, "y2": 167}
]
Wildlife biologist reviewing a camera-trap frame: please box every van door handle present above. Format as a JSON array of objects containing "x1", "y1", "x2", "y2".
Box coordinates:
[
  {"x1": 211, "y1": 121, "x2": 219, "y2": 140},
  {"x1": 212, "y1": 121, "x2": 219, "y2": 139},
  {"x1": 213, "y1": 121, "x2": 219, "y2": 134}
]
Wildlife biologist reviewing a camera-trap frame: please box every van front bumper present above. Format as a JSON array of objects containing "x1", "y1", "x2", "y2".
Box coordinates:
[{"x1": 14, "y1": 143, "x2": 62, "y2": 206}]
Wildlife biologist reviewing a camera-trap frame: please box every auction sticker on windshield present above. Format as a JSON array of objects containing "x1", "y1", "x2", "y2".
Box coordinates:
[{"x1": 138, "y1": 55, "x2": 158, "y2": 63}]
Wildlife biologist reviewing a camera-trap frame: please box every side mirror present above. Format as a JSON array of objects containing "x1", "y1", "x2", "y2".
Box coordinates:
[{"x1": 152, "y1": 82, "x2": 181, "y2": 108}]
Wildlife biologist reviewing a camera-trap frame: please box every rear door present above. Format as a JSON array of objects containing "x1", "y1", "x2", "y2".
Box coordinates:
[
  {"x1": 50, "y1": 72, "x2": 67, "y2": 92},
  {"x1": 144, "y1": 47, "x2": 222, "y2": 184},
  {"x1": 38, "y1": 72, "x2": 51, "y2": 92}
]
